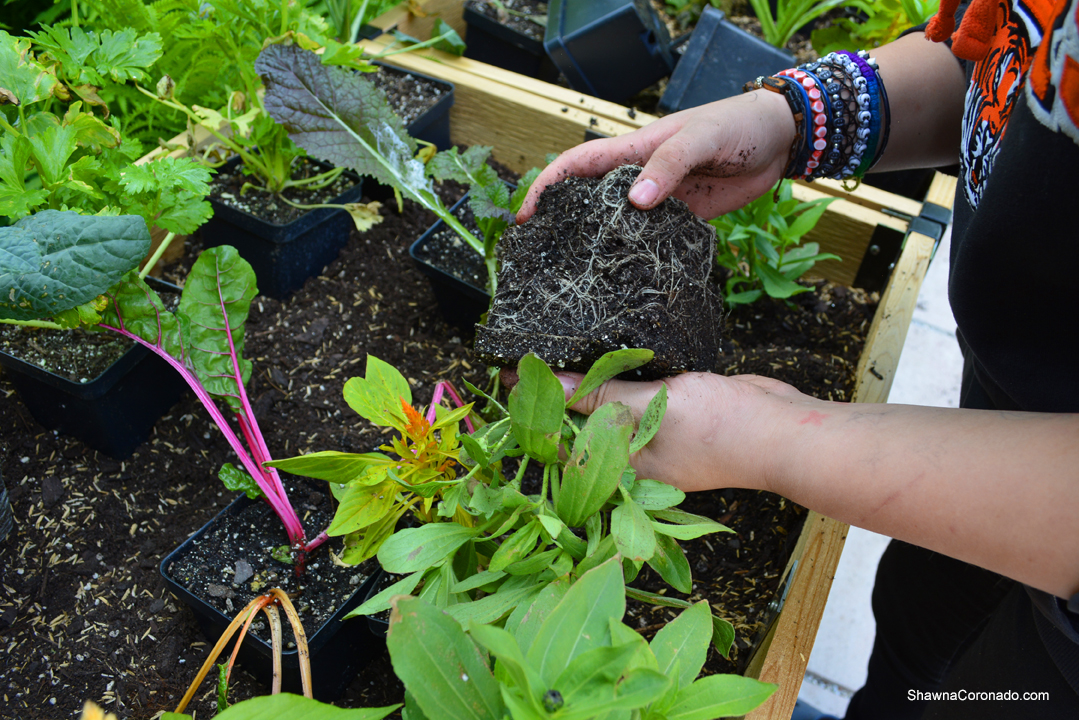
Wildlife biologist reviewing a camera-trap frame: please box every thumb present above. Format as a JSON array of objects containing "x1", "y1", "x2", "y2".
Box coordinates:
[{"x1": 557, "y1": 373, "x2": 664, "y2": 419}]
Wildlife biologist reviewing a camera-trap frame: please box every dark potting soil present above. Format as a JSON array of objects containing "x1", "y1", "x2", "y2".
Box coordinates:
[
  {"x1": 0, "y1": 161, "x2": 877, "y2": 718},
  {"x1": 209, "y1": 157, "x2": 358, "y2": 226},
  {"x1": 475, "y1": 165, "x2": 723, "y2": 379},
  {"x1": 369, "y1": 64, "x2": 450, "y2": 127},
  {"x1": 464, "y1": 0, "x2": 549, "y2": 42},
  {"x1": 164, "y1": 476, "x2": 377, "y2": 646},
  {"x1": 413, "y1": 202, "x2": 489, "y2": 291}
]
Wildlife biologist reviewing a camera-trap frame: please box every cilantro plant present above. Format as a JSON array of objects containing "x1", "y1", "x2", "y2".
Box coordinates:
[
  {"x1": 388, "y1": 558, "x2": 776, "y2": 720},
  {"x1": 256, "y1": 42, "x2": 538, "y2": 294},
  {"x1": 710, "y1": 179, "x2": 840, "y2": 306},
  {"x1": 0, "y1": 27, "x2": 212, "y2": 269}
]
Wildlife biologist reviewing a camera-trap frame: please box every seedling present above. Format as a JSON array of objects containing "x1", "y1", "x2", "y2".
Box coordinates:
[{"x1": 710, "y1": 178, "x2": 841, "y2": 306}]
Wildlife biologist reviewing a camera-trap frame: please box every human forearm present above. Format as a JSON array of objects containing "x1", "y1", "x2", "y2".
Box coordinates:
[
  {"x1": 868, "y1": 32, "x2": 968, "y2": 171},
  {"x1": 766, "y1": 397, "x2": 1079, "y2": 599}
]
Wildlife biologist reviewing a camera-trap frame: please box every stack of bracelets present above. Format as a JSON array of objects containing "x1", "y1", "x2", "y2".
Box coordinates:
[{"x1": 743, "y1": 50, "x2": 891, "y2": 183}]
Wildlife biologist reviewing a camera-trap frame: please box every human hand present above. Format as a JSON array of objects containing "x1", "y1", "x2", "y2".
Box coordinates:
[
  {"x1": 555, "y1": 370, "x2": 811, "y2": 493},
  {"x1": 516, "y1": 90, "x2": 797, "y2": 223}
]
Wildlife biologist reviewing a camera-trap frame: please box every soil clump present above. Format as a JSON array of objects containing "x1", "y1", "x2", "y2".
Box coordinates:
[{"x1": 475, "y1": 165, "x2": 723, "y2": 378}]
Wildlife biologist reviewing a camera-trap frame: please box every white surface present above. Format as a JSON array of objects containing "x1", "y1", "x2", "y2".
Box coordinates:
[{"x1": 795, "y1": 229, "x2": 963, "y2": 718}]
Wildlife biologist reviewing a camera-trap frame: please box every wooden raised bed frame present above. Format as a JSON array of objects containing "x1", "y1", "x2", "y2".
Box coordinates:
[
  {"x1": 367, "y1": 4, "x2": 957, "y2": 719},
  {"x1": 141, "y1": 6, "x2": 958, "y2": 714}
]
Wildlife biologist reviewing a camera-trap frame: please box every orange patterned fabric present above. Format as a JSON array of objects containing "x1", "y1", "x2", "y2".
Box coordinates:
[{"x1": 1026, "y1": 0, "x2": 1079, "y2": 144}]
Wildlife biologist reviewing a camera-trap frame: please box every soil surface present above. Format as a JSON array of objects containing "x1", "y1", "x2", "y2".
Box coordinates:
[
  {"x1": 0, "y1": 164, "x2": 876, "y2": 718},
  {"x1": 464, "y1": 0, "x2": 549, "y2": 42},
  {"x1": 475, "y1": 166, "x2": 723, "y2": 378},
  {"x1": 369, "y1": 65, "x2": 451, "y2": 127},
  {"x1": 209, "y1": 157, "x2": 359, "y2": 226}
]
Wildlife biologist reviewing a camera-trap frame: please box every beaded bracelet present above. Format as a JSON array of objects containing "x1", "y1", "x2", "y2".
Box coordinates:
[
  {"x1": 746, "y1": 49, "x2": 890, "y2": 182},
  {"x1": 741, "y1": 75, "x2": 809, "y2": 179}
]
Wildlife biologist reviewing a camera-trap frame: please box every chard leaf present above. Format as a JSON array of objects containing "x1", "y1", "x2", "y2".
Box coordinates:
[
  {"x1": 99, "y1": 271, "x2": 183, "y2": 356},
  {"x1": 0, "y1": 211, "x2": 149, "y2": 322},
  {"x1": 178, "y1": 246, "x2": 257, "y2": 412},
  {"x1": 219, "y1": 463, "x2": 263, "y2": 500}
]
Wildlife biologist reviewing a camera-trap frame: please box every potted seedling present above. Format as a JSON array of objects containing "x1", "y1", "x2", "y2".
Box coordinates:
[{"x1": 0, "y1": 27, "x2": 213, "y2": 456}]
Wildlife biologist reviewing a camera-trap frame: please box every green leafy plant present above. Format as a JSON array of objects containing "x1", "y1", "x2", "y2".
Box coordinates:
[
  {"x1": 256, "y1": 42, "x2": 538, "y2": 294},
  {"x1": 811, "y1": 0, "x2": 939, "y2": 54},
  {"x1": 710, "y1": 179, "x2": 840, "y2": 306},
  {"x1": 747, "y1": 0, "x2": 869, "y2": 49},
  {"x1": 0, "y1": 27, "x2": 212, "y2": 263},
  {"x1": 387, "y1": 557, "x2": 776, "y2": 720},
  {"x1": 275, "y1": 349, "x2": 736, "y2": 652}
]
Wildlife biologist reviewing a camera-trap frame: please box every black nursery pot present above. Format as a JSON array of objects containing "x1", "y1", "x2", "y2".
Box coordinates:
[
  {"x1": 409, "y1": 194, "x2": 492, "y2": 332},
  {"x1": 160, "y1": 491, "x2": 382, "y2": 701},
  {"x1": 363, "y1": 569, "x2": 390, "y2": 638},
  {"x1": 462, "y1": 4, "x2": 559, "y2": 82},
  {"x1": 0, "y1": 277, "x2": 188, "y2": 460},
  {"x1": 544, "y1": 0, "x2": 675, "y2": 103},
  {"x1": 201, "y1": 158, "x2": 363, "y2": 300},
  {"x1": 659, "y1": 6, "x2": 793, "y2": 113}
]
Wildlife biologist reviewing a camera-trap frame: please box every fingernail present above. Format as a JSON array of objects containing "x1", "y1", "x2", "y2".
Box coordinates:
[{"x1": 628, "y1": 178, "x2": 659, "y2": 206}]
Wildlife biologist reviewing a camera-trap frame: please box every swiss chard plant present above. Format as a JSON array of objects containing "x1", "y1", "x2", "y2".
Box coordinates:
[
  {"x1": 710, "y1": 179, "x2": 840, "y2": 306},
  {"x1": 0, "y1": 213, "x2": 326, "y2": 568},
  {"x1": 0, "y1": 27, "x2": 212, "y2": 265},
  {"x1": 256, "y1": 42, "x2": 538, "y2": 294},
  {"x1": 388, "y1": 557, "x2": 777, "y2": 720}
]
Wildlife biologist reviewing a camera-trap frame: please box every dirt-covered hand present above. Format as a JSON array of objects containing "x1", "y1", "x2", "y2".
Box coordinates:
[
  {"x1": 517, "y1": 89, "x2": 796, "y2": 223},
  {"x1": 556, "y1": 370, "x2": 810, "y2": 493}
]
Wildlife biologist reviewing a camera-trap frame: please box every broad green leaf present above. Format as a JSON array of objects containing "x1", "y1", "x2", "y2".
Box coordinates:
[
  {"x1": 451, "y1": 569, "x2": 506, "y2": 594},
  {"x1": 508, "y1": 353, "x2": 565, "y2": 464},
  {"x1": 458, "y1": 432, "x2": 490, "y2": 467},
  {"x1": 26, "y1": 123, "x2": 78, "y2": 187},
  {"x1": 611, "y1": 496, "x2": 656, "y2": 562},
  {"x1": 0, "y1": 32, "x2": 57, "y2": 107},
  {"x1": 785, "y1": 197, "x2": 836, "y2": 240},
  {"x1": 526, "y1": 557, "x2": 624, "y2": 685},
  {"x1": 555, "y1": 524, "x2": 587, "y2": 560},
  {"x1": 467, "y1": 624, "x2": 543, "y2": 710},
  {"x1": 266, "y1": 451, "x2": 392, "y2": 484},
  {"x1": 629, "y1": 384, "x2": 666, "y2": 454},
  {"x1": 666, "y1": 674, "x2": 777, "y2": 720},
  {"x1": 757, "y1": 262, "x2": 809, "y2": 299},
  {"x1": 99, "y1": 271, "x2": 183, "y2": 356},
  {"x1": 537, "y1": 514, "x2": 565, "y2": 540},
  {"x1": 387, "y1": 596, "x2": 503, "y2": 720},
  {"x1": 504, "y1": 576, "x2": 570, "y2": 655},
  {"x1": 651, "y1": 601, "x2": 711, "y2": 689},
  {"x1": 504, "y1": 548, "x2": 561, "y2": 576},
  {"x1": 651, "y1": 517, "x2": 731, "y2": 541},
  {"x1": 609, "y1": 619, "x2": 658, "y2": 673},
  {"x1": 327, "y1": 479, "x2": 398, "y2": 535},
  {"x1": 556, "y1": 403, "x2": 634, "y2": 527},
  {"x1": 567, "y1": 349, "x2": 654, "y2": 407},
  {"x1": 340, "y1": 505, "x2": 404, "y2": 565},
  {"x1": 178, "y1": 246, "x2": 257, "y2": 411},
  {"x1": 629, "y1": 479, "x2": 684, "y2": 511},
  {"x1": 431, "y1": 18, "x2": 467, "y2": 55},
  {"x1": 212, "y1": 692, "x2": 397, "y2": 718},
  {"x1": 445, "y1": 582, "x2": 545, "y2": 624},
  {"x1": 0, "y1": 211, "x2": 149, "y2": 322},
  {"x1": 712, "y1": 615, "x2": 736, "y2": 659},
  {"x1": 576, "y1": 535, "x2": 617, "y2": 577},
  {"x1": 646, "y1": 531, "x2": 692, "y2": 594},
  {"x1": 555, "y1": 668, "x2": 671, "y2": 720},
  {"x1": 489, "y1": 519, "x2": 542, "y2": 572},
  {"x1": 219, "y1": 463, "x2": 263, "y2": 500},
  {"x1": 378, "y1": 523, "x2": 479, "y2": 574},
  {"x1": 346, "y1": 571, "x2": 424, "y2": 618},
  {"x1": 554, "y1": 643, "x2": 639, "y2": 706},
  {"x1": 343, "y1": 355, "x2": 412, "y2": 427}
]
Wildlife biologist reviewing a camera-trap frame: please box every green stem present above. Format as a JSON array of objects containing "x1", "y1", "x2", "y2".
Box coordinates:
[
  {"x1": 511, "y1": 455, "x2": 530, "y2": 493},
  {"x1": 374, "y1": 29, "x2": 457, "y2": 58},
  {"x1": 0, "y1": 318, "x2": 65, "y2": 330},
  {"x1": 71, "y1": 0, "x2": 80, "y2": 28},
  {"x1": 139, "y1": 231, "x2": 177, "y2": 280}
]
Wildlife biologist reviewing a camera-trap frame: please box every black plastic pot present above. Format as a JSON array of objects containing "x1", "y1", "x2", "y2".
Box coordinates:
[
  {"x1": 409, "y1": 194, "x2": 492, "y2": 332},
  {"x1": 463, "y1": 4, "x2": 559, "y2": 82},
  {"x1": 0, "y1": 277, "x2": 188, "y2": 460},
  {"x1": 363, "y1": 570, "x2": 390, "y2": 638},
  {"x1": 544, "y1": 0, "x2": 675, "y2": 103},
  {"x1": 160, "y1": 491, "x2": 382, "y2": 701},
  {"x1": 658, "y1": 6, "x2": 793, "y2": 113}
]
